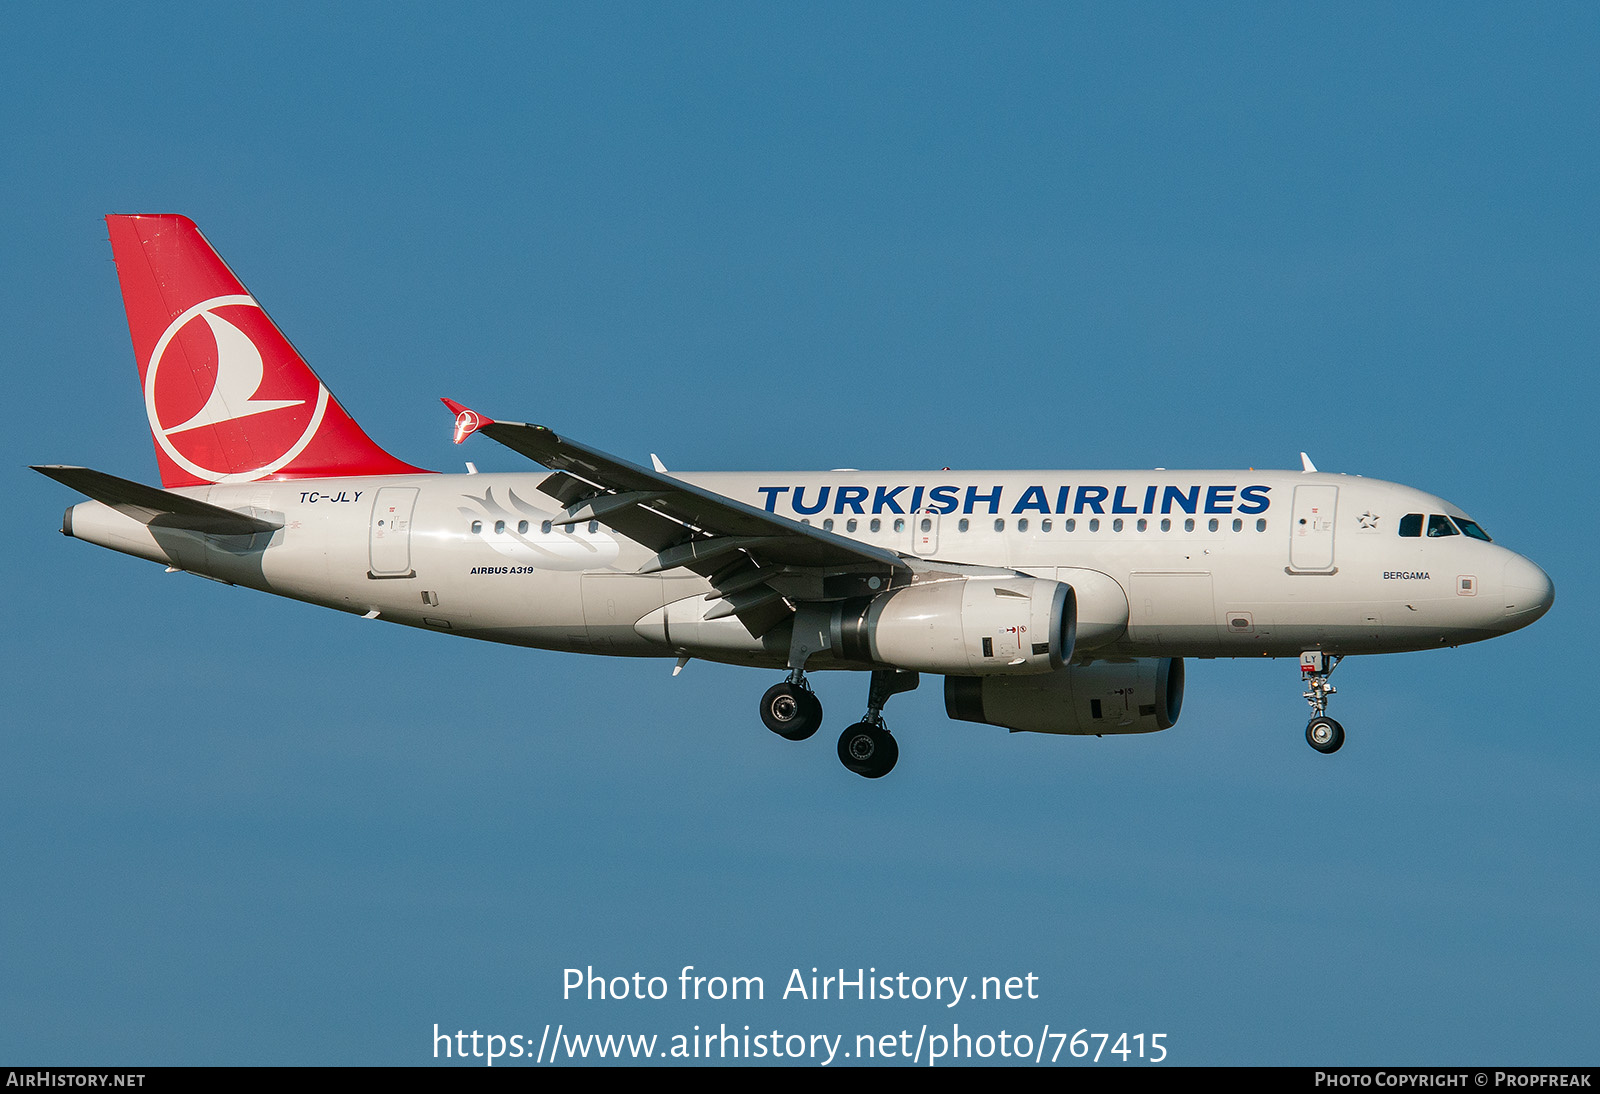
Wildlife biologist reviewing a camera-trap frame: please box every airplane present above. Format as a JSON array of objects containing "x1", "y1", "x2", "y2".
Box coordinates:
[{"x1": 35, "y1": 215, "x2": 1555, "y2": 778}]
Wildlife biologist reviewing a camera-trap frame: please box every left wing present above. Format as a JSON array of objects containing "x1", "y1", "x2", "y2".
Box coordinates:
[{"x1": 442, "y1": 400, "x2": 909, "y2": 636}]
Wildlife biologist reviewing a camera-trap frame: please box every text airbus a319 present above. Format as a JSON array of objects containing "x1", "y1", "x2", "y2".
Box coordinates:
[{"x1": 35, "y1": 215, "x2": 1554, "y2": 778}]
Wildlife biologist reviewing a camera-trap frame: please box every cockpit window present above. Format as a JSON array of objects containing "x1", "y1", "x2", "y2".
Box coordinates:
[
  {"x1": 1454, "y1": 518, "x2": 1492, "y2": 542},
  {"x1": 1427, "y1": 514, "x2": 1459, "y2": 537},
  {"x1": 1398, "y1": 513, "x2": 1422, "y2": 537}
]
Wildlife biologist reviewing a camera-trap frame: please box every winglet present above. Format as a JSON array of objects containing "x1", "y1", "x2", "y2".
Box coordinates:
[
  {"x1": 441, "y1": 398, "x2": 494, "y2": 445},
  {"x1": 1300, "y1": 451, "x2": 1318, "y2": 473}
]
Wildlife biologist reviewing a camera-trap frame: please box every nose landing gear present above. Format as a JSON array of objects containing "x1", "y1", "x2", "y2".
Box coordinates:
[{"x1": 1300, "y1": 651, "x2": 1345, "y2": 754}]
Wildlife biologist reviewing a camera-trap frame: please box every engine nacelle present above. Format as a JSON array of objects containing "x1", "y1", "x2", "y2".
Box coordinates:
[
  {"x1": 1054, "y1": 567, "x2": 1128, "y2": 651},
  {"x1": 835, "y1": 576, "x2": 1075, "y2": 675},
  {"x1": 944, "y1": 657, "x2": 1184, "y2": 735}
]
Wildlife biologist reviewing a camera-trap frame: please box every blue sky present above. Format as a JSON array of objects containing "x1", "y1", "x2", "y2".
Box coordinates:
[{"x1": 2, "y1": 3, "x2": 1595, "y2": 1065}]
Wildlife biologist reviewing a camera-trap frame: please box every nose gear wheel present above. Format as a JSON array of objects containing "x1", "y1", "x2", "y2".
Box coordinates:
[{"x1": 1306, "y1": 715, "x2": 1345, "y2": 754}]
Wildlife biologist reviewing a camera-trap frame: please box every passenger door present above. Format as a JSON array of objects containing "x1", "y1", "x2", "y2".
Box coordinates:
[{"x1": 1288, "y1": 485, "x2": 1338, "y2": 573}]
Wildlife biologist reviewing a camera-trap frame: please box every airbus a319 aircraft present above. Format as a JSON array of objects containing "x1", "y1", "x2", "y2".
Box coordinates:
[{"x1": 37, "y1": 215, "x2": 1554, "y2": 778}]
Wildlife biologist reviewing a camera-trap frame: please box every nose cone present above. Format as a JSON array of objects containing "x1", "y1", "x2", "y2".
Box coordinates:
[{"x1": 1501, "y1": 554, "x2": 1555, "y2": 629}]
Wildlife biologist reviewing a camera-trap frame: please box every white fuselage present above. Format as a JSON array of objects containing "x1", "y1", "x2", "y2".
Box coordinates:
[{"x1": 62, "y1": 467, "x2": 1551, "y2": 669}]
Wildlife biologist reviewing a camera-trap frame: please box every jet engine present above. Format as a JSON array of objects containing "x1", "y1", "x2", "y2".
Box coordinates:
[
  {"x1": 944, "y1": 657, "x2": 1184, "y2": 735},
  {"x1": 834, "y1": 576, "x2": 1075, "y2": 676}
]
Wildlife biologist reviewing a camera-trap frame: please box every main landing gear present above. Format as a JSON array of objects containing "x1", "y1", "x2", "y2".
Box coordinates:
[
  {"x1": 837, "y1": 669, "x2": 918, "y2": 779},
  {"x1": 1300, "y1": 651, "x2": 1345, "y2": 754},
  {"x1": 759, "y1": 677, "x2": 823, "y2": 741},
  {"x1": 760, "y1": 668, "x2": 918, "y2": 779}
]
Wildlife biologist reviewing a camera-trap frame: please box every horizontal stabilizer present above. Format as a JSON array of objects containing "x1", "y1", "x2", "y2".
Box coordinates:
[{"x1": 32, "y1": 465, "x2": 282, "y2": 535}]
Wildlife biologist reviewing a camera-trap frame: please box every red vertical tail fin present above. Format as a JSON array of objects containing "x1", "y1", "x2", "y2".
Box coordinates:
[{"x1": 107, "y1": 214, "x2": 429, "y2": 487}]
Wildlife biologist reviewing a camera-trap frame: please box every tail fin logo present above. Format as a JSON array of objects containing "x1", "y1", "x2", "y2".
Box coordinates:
[{"x1": 144, "y1": 294, "x2": 331, "y2": 483}]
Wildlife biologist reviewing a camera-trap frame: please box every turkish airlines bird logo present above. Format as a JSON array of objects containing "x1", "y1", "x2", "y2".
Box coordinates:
[
  {"x1": 452, "y1": 408, "x2": 483, "y2": 445},
  {"x1": 162, "y1": 310, "x2": 303, "y2": 433},
  {"x1": 143, "y1": 295, "x2": 329, "y2": 483}
]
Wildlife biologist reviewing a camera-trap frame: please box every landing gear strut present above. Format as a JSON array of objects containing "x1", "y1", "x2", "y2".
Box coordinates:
[
  {"x1": 1300, "y1": 651, "x2": 1345, "y2": 754},
  {"x1": 763, "y1": 607, "x2": 832, "y2": 743},
  {"x1": 836, "y1": 669, "x2": 918, "y2": 779}
]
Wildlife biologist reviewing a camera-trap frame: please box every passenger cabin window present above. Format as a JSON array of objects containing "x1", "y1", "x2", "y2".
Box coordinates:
[
  {"x1": 470, "y1": 520, "x2": 482, "y2": 534},
  {"x1": 1399, "y1": 514, "x2": 1423, "y2": 537},
  {"x1": 1427, "y1": 514, "x2": 1459, "y2": 538}
]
